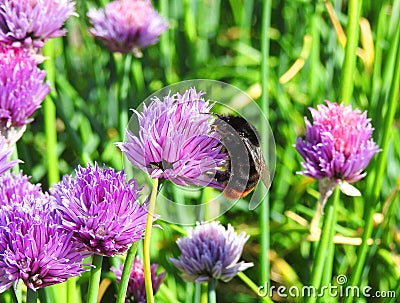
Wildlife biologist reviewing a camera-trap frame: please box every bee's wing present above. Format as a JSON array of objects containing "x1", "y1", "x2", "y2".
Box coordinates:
[{"x1": 243, "y1": 138, "x2": 271, "y2": 188}]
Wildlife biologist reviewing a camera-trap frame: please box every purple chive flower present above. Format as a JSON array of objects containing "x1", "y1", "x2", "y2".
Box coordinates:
[
  {"x1": 0, "y1": 171, "x2": 42, "y2": 207},
  {"x1": 0, "y1": 135, "x2": 19, "y2": 175},
  {"x1": 111, "y1": 257, "x2": 165, "y2": 303},
  {"x1": 51, "y1": 163, "x2": 151, "y2": 257},
  {"x1": 87, "y1": 0, "x2": 168, "y2": 56},
  {"x1": 170, "y1": 221, "x2": 253, "y2": 283},
  {"x1": 0, "y1": 0, "x2": 76, "y2": 48},
  {"x1": 295, "y1": 101, "x2": 379, "y2": 204},
  {"x1": 117, "y1": 88, "x2": 227, "y2": 189},
  {"x1": 0, "y1": 194, "x2": 85, "y2": 293},
  {"x1": 0, "y1": 46, "x2": 50, "y2": 142},
  {"x1": 295, "y1": 101, "x2": 379, "y2": 183}
]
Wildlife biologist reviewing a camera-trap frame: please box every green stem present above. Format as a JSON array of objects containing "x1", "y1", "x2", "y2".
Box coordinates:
[
  {"x1": 383, "y1": 278, "x2": 400, "y2": 303},
  {"x1": 344, "y1": 18, "x2": 400, "y2": 303},
  {"x1": 10, "y1": 287, "x2": 19, "y2": 303},
  {"x1": 38, "y1": 288, "x2": 48, "y2": 303},
  {"x1": 15, "y1": 282, "x2": 22, "y2": 303},
  {"x1": 339, "y1": 0, "x2": 362, "y2": 104},
  {"x1": 118, "y1": 54, "x2": 132, "y2": 140},
  {"x1": 183, "y1": 0, "x2": 197, "y2": 66},
  {"x1": 43, "y1": 40, "x2": 60, "y2": 185},
  {"x1": 67, "y1": 277, "x2": 78, "y2": 303},
  {"x1": 320, "y1": 189, "x2": 339, "y2": 302},
  {"x1": 42, "y1": 39, "x2": 63, "y2": 303},
  {"x1": 51, "y1": 93, "x2": 92, "y2": 166},
  {"x1": 143, "y1": 178, "x2": 159, "y2": 303},
  {"x1": 370, "y1": 3, "x2": 385, "y2": 109},
  {"x1": 309, "y1": 3, "x2": 323, "y2": 98},
  {"x1": 87, "y1": 254, "x2": 103, "y2": 303},
  {"x1": 159, "y1": 0, "x2": 177, "y2": 84},
  {"x1": 260, "y1": 0, "x2": 272, "y2": 292},
  {"x1": 132, "y1": 59, "x2": 145, "y2": 104},
  {"x1": 237, "y1": 272, "x2": 274, "y2": 303},
  {"x1": 43, "y1": 96, "x2": 59, "y2": 184},
  {"x1": 306, "y1": 186, "x2": 340, "y2": 303},
  {"x1": 43, "y1": 287, "x2": 55, "y2": 303},
  {"x1": 320, "y1": 188, "x2": 341, "y2": 291},
  {"x1": 116, "y1": 242, "x2": 139, "y2": 303},
  {"x1": 207, "y1": 279, "x2": 216, "y2": 303},
  {"x1": 239, "y1": 0, "x2": 254, "y2": 45},
  {"x1": 194, "y1": 283, "x2": 201, "y2": 303},
  {"x1": 26, "y1": 288, "x2": 37, "y2": 303}
]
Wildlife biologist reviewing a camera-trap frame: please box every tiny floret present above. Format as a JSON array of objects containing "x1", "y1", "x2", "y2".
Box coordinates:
[
  {"x1": 295, "y1": 101, "x2": 379, "y2": 183},
  {"x1": 0, "y1": 0, "x2": 76, "y2": 48},
  {"x1": 0, "y1": 136, "x2": 19, "y2": 175},
  {"x1": 0, "y1": 194, "x2": 85, "y2": 293},
  {"x1": 88, "y1": 0, "x2": 168, "y2": 55},
  {"x1": 0, "y1": 172, "x2": 41, "y2": 207},
  {"x1": 0, "y1": 46, "x2": 50, "y2": 141},
  {"x1": 170, "y1": 221, "x2": 253, "y2": 283},
  {"x1": 117, "y1": 88, "x2": 227, "y2": 189},
  {"x1": 51, "y1": 162, "x2": 151, "y2": 256},
  {"x1": 295, "y1": 101, "x2": 379, "y2": 204}
]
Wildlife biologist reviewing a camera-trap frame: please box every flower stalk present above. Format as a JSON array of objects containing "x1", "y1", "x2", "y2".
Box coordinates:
[
  {"x1": 207, "y1": 279, "x2": 216, "y2": 303},
  {"x1": 112, "y1": 255, "x2": 165, "y2": 303},
  {"x1": 143, "y1": 178, "x2": 159, "y2": 303},
  {"x1": 26, "y1": 288, "x2": 37, "y2": 303},
  {"x1": 340, "y1": 0, "x2": 362, "y2": 104},
  {"x1": 260, "y1": 0, "x2": 272, "y2": 287},
  {"x1": 87, "y1": 254, "x2": 103, "y2": 303},
  {"x1": 43, "y1": 40, "x2": 60, "y2": 186},
  {"x1": 115, "y1": 242, "x2": 139, "y2": 303},
  {"x1": 67, "y1": 277, "x2": 78, "y2": 303},
  {"x1": 194, "y1": 283, "x2": 201, "y2": 303},
  {"x1": 10, "y1": 287, "x2": 19, "y2": 303},
  {"x1": 237, "y1": 272, "x2": 273, "y2": 303},
  {"x1": 118, "y1": 54, "x2": 132, "y2": 140},
  {"x1": 307, "y1": 186, "x2": 340, "y2": 303}
]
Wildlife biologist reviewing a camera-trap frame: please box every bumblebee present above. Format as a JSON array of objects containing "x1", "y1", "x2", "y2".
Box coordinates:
[{"x1": 212, "y1": 115, "x2": 270, "y2": 199}]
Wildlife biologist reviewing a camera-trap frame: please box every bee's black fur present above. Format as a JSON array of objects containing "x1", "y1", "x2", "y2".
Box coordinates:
[{"x1": 212, "y1": 115, "x2": 268, "y2": 198}]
